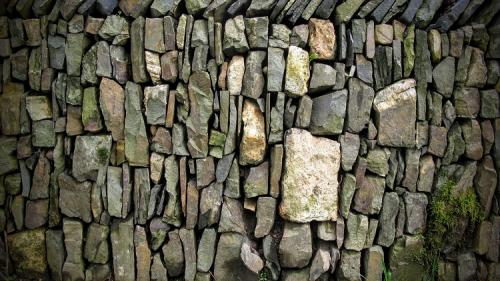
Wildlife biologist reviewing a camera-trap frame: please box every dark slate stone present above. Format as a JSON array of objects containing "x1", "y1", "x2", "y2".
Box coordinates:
[
  {"x1": 314, "y1": 0, "x2": 337, "y2": 19},
  {"x1": 227, "y1": 0, "x2": 252, "y2": 17},
  {"x1": 428, "y1": 0, "x2": 470, "y2": 32},
  {"x1": 356, "y1": 54, "x2": 373, "y2": 85},
  {"x1": 337, "y1": 23, "x2": 347, "y2": 61},
  {"x1": 373, "y1": 46, "x2": 392, "y2": 90},
  {"x1": 371, "y1": 0, "x2": 396, "y2": 23},
  {"x1": 400, "y1": 0, "x2": 424, "y2": 24}
]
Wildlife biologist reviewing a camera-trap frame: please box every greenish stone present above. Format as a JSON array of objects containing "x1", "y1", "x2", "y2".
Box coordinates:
[
  {"x1": 244, "y1": 161, "x2": 269, "y2": 198},
  {"x1": 334, "y1": 0, "x2": 365, "y2": 24},
  {"x1": 163, "y1": 156, "x2": 182, "y2": 227},
  {"x1": 403, "y1": 25, "x2": 415, "y2": 78},
  {"x1": 72, "y1": 135, "x2": 112, "y2": 181},
  {"x1": 186, "y1": 71, "x2": 214, "y2": 158},
  {"x1": 65, "y1": 33, "x2": 85, "y2": 76},
  {"x1": 46, "y1": 229, "x2": 65, "y2": 281},
  {"x1": 223, "y1": 15, "x2": 249, "y2": 56},
  {"x1": 366, "y1": 147, "x2": 391, "y2": 176},
  {"x1": 98, "y1": 15, "x2": 129, "y2": 45},
  {"x1": 33, "y1": 120, "x2": 55, "y2": 147},
  {"x1": 84, "y1": 223, "x2": 109, "y2": 264},
  {"x1": 340, "y1": 173, "x2": 357, "y2": 219},
  {"x1": 82, "y1": 87, "x2": 103, "y2": 132},
  {"x1": 0, "y1": 137, "x2": 19, "y2": 175},
  {"x1": 26, "y1": 95, "x2": 52, "y2": 121},
  {"x1": 214, "y1": 233, "x2": 256, "y2": 281},
  {"x1": 344, "y1": 212, "x2": 369, "y2": 251},
  {"x1": 389, "y1": 235, "x2": 426, "y2": 281},
  {"x1": 66, "y1": 76, "x2": 83, "y2": 105},
  {"x1": 186, "y1": 0, "x2": 211, "y2": 14},
  {"x1": 7, "y1": 228, "x2": 47, "y2": 278},
  {"x1": 111, "y1": 216, "x2": 135, "y2": 281},
  {"x1": 162, "y1": 230, "x2": 184, "y2": 277},
  {"x1": 310, "y1": 90, "x2": 347, "y2": 135},
  {"x1": 124, "y1": 82, "x2": 149, "y2": 166}
]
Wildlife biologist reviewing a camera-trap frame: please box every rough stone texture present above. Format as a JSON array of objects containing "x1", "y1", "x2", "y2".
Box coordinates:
[
  {"x1": 284, "y1": 46, "x2": 310, "y2": 97},
  {"x1": 239, "y1": 99, "x2": 266, "y2": 166},
  {"x1": 280, "y1": 129, "x2": 339, "y2": 222},
  {"x1": 279, "y1": 222, "x2": 312, "y2": 268},
  {"x1": 7, "y1": 228, "x2": 47, "y2": 278},
  {"x1": 373, "y1": 79, "x2": 417, "y2": 147},
  {"x1": 310, "y1": 90, "x2": 347, "y2": 135}
]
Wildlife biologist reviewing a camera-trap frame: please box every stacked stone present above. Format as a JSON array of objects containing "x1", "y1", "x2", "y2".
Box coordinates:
[{"x1": 0, "y1": 1, "x2": 499, "y2": 281}]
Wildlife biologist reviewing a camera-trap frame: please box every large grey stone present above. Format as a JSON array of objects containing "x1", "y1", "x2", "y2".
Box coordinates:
[{"x1": 373, "y1": 79, "x2": 417, "y2": 147}]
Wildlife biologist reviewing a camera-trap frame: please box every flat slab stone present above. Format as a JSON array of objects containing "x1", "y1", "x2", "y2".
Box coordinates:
[
  {"x1": 373, "y1": 79, "x2": 417, "y2": 147},
  {"x1": 279, "y1": 128, "x2": 340, "y2": 222}
]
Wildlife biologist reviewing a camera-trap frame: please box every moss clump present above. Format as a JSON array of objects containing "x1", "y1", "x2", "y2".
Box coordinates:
[
  {"x1": 259, "y1": 269, "x2": 269, "y2": 281},
  {"x1": 419, "y1": 179, "x2": 484, "y2": 280},
  {"x1": 309, "y1": 51, "x2": 319, "y2": 62},
  {"x1": 97, "y1": 147, "x2": 109, "y2": 164}
]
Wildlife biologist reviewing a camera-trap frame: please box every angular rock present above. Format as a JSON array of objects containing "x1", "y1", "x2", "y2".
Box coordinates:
[
  {"x1": 32, "y1": 120, "x2": 56, "y2": 147},
  {"x1": 240, "y1": 238, "x2": 264, "y2": 275},
  {"x1": 310, "y1": 90, "x2": 347, "y2": 135},
  {"x1": 309, "y1": 62, "x2": 336, "y2": 93},
  {"x1": 308, "y1": 18, "x2": 335, "y2": 60},
  {"x1": 280, "y1": 129, "x2": 340, "y2": 222},
  {"x1": 404, "y1": 192, "x2": 428, "y2": 234},
  {"x1": 65, "y1": 33, "x2": 84, "y2": 76},
  {"x1": 417, "y1": 155, "x2": 435, "y2": 192},
  {"x1": 24, "y1": 199, "x2": 49, "y2": 229},
  {"x1": 72, "y1": 135, "x2": 112, "y2": 181},
  {"x1": 242, "y1": 50, "x2": 266, "y2": 99},
  {"x1": 284, "y1": 46, "x2": 310, "y2": 97},
  {"x1": 337, "y1": 250, "x2": 361, "y2": 281},
  {"x1": 428, "y1": 126, "x2": 448, "y2": 157},
  {"x1": 279, "y1": 222, "x2": 312, "y2": 268},
  {"x1": 130, "y1": 17, "x2": 148, "y2": 83},
  {"x1": 107, "y1": 166, "x2": 123, "y2": 218},
  {"x1": 186, "y1": 71, "x2": 213, "y2": 158},
  {"x1": 111, "y1": 216, "x2": 135, "y2": 281},
  {"x1": 125, "y1": 82, "x2": 149, "y2": 166},
  {"x1": 223, "y1": 16, "x2": 249, "y2": 56},
  {"x1": 363, "y1": 246, "x2": 384, "y2": 281},
  {"x1": 255, "y1": 197, "x2": 276, "y2": 238},
  {"x1": 198, "y1": 182, "x2": 223, "y2": 228},
  {"x1": 197, "y1": 228, "x2": 216, "y2": 272},
  {"x1": 480, "y1": 89, "x2": 499, "y2": 118},
  {"x1": 267, "y1": 47, "x2": 286, "y2": 92},
  {"x1": 84, "y1": 223, "x2": 109, "y2": 264},
  {"x1": 240, "y1": 99, "x2": 266, "y2": 165},
  {"x1": 432, "y1": 56, "x2": 455, "y2": 97},
  {"x1": 245, "y1": 17, "x2": 269, "y2": 49},
  {"x1": 145, "y1": 50, "x2": 162, "y2": 85},
  {"x1": 46, "y1": 229, "x2": 65, "y2": 281},
  {"x1": 474, "y1": 156, "x2": 497, "y2": 216},
  {"x1": 62, "y1": 219, "x2": 85, "y2": 281},
  {"x1": 344, "y1": 212, "x2": 369, "y2": 251},
  {"x1": 214, "y1": 233, "x2": 254, "y2": 281},
  {"x1": 373, "y1": 79, "x2": 417, "y2": 147},
  {"x1": 461, "y1": 119, "x2": 483, "y2": 160},
  {"x1": 346, "y1": 78, "x2": 374, "y2": 133},
  {"x1": 219, "y1": 197, "x2": 246, "y2": 234},
  {"x1": 334, "y1": 0, "x2": 365, "y2": 23},
  {"x1": 82, "y1": 87, "x2": 103, "y2": 132},
  {"x1": 58, "y1": 173, "x2": 92, "y2": 223},
  {"x1": 366, "y1": 147, "x2": 391, "y2": 176},
  {"x1": 352, "y1": 175, "x2": 385, "y2": 215}
]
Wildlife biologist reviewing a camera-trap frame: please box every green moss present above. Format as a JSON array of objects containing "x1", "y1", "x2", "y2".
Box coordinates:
[
  {"x1": 259, "y1": 269, "x2": 269, "y2": 281},
  {"x1": 309, "y1": 51, "x2": 319, "y2": 62},
  {"x1": 418, "y1": 179, "x2": 484, "y2": 280},
  {"x1": 97, "y1": 147, "x2": 109, "y2": 164},
  {"x1": 382, "y1": 261, "x2": 393, "y2": 281}
]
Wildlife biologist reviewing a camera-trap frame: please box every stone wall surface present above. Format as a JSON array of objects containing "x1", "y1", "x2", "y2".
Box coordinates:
[{"x1": 0, "y1": 0, "x2": 499, "y2": 280}]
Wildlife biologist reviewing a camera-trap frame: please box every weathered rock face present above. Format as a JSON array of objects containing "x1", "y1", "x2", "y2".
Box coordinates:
[
  {"x1": 7, "y1": 228, "x2": 47, "y2": 278},
  {"x1": 284, "y1": 46, "x2": 310, "y2": 97},
  {"x1": 373, "y1": 79, "x2": 417, "y2": 147},
  {"x1": 72, "y1": 135, "x2": 112, "y2": 182},
  {"x1": 99, "y1": 77, "x2": 125, "y2": 141},
  {"x1": 279, "y1": 222, "x2": 313, "y2": 268},
  {"x1": 280, "y1": 129, "x2": 340, "y2": 222},
  {"x1": 3, "y1": 3, "x2": 498, "y2": 281},
  {"x1": 239, "y1": 99, "x2": 266, "y2": 166}
]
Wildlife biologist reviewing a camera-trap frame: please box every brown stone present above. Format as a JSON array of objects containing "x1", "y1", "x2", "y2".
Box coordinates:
[
  {"x1": 239, "y1": 99, "x2": 266, "y2": 166},
  {"x1": 99, "y1": 78, "x2": 125, "y2": 140},
  {"x1": 308, "y1": 18, "x2": 336, "y2": 60}
]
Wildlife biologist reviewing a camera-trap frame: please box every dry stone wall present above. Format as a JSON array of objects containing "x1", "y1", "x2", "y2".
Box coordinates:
[{"x1": 0, "y1": 0, "x2": 499, "y2": 280}]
